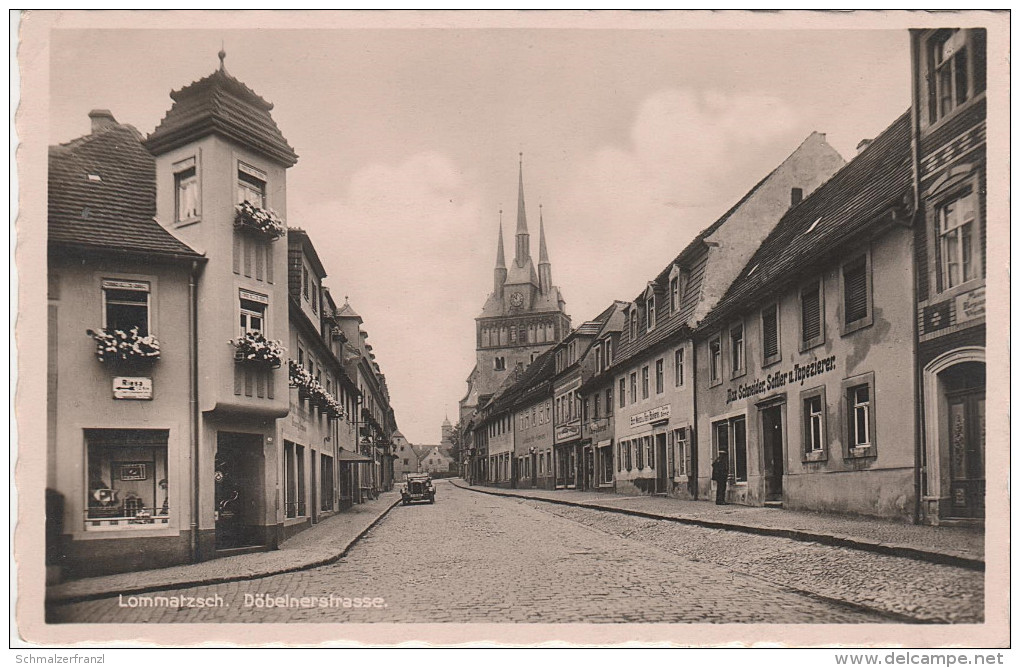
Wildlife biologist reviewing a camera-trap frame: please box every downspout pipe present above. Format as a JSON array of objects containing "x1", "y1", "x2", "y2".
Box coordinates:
[
  {"x1": 689, "y1": 330, "x2": 699, "y2": 500},
  {"x1": 189, "y1": 260, "x2": 202, "y2": 562},
  {"x1": 909, "y1": 29, "x2": 925, "y2": 525}
]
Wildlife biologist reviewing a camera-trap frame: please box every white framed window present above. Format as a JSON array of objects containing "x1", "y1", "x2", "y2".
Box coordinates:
[
  {"x1": 671, "y1": 427, "x2": 688, "y2": 477},
  {"x1": 802, "y1": 388, "x2": 826, "y2": 456},
  {"x1": 641, "y1": 366, "x2": 649, "y2": 400},
  {"x1": 849, "y1": 385, "x2": 871, "y2": 447},
  {"x1": 173, "y1": 157, "x2": 199, "y2": 222},
  {"x1": 674, "y1": 347, "x2": 685, "y2": 387},
  {"x1": 709, "y1": 336, "x2": 722, "y2": 385},
  {"x1": 239, "y1": 289, "x2": 268, "y2": 335},
  {"x1": 655, "y1": 358, "x2": 664, "y2": 394},
  {"x1": 929, "y1": 29, "x2": 984, "y2": 123},
  {"x1": 102, "y1": 279, "x2": 151, "y2": 335},
  {"x1": 646, "y1": 294, "x2": 656, "y2": 331},
  {"x1": 938, "y1": 188, "x2": 981, "y2": 290},
  {"x1": 629, "y1": 372, "x2": 637, "y2": 405}
]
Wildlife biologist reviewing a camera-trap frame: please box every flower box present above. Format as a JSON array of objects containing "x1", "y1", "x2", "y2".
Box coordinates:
[
  {"x1": 86, "y1": 328, "x2": 161, "y2": 364},
  {"x1": 231, "y1": 331, "x2": 285, "y2": 368},
  {"x1": 234, "y1": 201, "x2": 286, "y2": 241}
]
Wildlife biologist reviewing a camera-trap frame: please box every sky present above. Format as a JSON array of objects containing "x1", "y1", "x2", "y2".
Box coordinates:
[{"x1": 48, "y1": 25, "x2": 911, "y2": 445}]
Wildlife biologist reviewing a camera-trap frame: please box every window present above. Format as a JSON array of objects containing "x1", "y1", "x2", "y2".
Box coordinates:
[
  {"x1": 671, "y1": 427, "x2": 688, "y2": 477},
  {"x1": 494, "y1": 356, "x2": 505, "y2": 371},
  {"x1": 619, "y1": 378, "x2": 627, "y2": 409},
  {"x1": 938, "y1": 189, "x2": 981, "y2": 289},
  {"x1": 595, "y1": 346, "x2": 603, "y2": 372},
  {"x1": 670, "y1": 276, "x2": 680, "y2": 311},
  {"x1": 600, "y1": 445, "x2": 613, "y2": 484},
  {"x1": 762, "y1": 304, "x2": 781, "y2": 365},
  {"x1": 239, "y1": 292, "x2": 268, "y2": 335},
  {"x1": 841, "y1": 254, "x2": 872, "y2": 333},
  {"x1": 849, "y1": 385, "x2": 871, "y2": 447},
  {"x1": 928, "y1": 29, "x2": 985, "y2": 124},
  {"x1": 803, "y1": 392, "x2": 825, "y2": 453},
  {"x1": 800, "y1": 280, "x2": 823, "y2": 349},
  {"x1": 646, "y1": 295, "x2": 656, "y2": 331},
  {"x1": 605, "y1": 339, "x2": 613, "y2": 367},
  {"x1": 674, "y1": 348, "x2": 685, "y2": 387},
  {"x1": 606, "y1": 387, "x2": 613, "y2": 415},
  {"x1": 645, "y1": 436, "x2": 654, "y2": 470},
  {"x1": 714, "y1": 417, "x2": 747, "y2": 483},
  {"x1": 311, "y1": 286, "x2": 318, "y2": 314},
  {"x1": 635, "y1": 438, "x2": 644, "y2": 469},
  {"x1": 102, "y1": 280, "x2": 150, "y2": 335},
  {"x1": 629, "y1": 373, "x2": 637, "y2": 405},
  {"x1": 641, "y1": 366, "x2": 650, "y2": 399},
  {"x1": 709, "y1": 337, "x2": 722, "y2": 384},
  {"x1": 173, "y1": 158, "x2": 199, "y2": 222},
  {"x1": 592, "y1": 394, "x2": 599, "y2": 419},
  {"x1": 655, "y1": 359, "x2": 664, "y2": 394},
  {"x1": 629, "y1": 310, "x2": 637, "y2": 341},
  {"x1": 302, "y1": 266, "x2": 309, "y2": 300},
  {"x1": 85, "y1": 429, "x2": 169, "y2": 527},
  {"x1": 730, "y1": 323, "x2": 745, "y2": 377},
  {"x1": 237, "y1": 163, "x2": 266, "y2": 207}
]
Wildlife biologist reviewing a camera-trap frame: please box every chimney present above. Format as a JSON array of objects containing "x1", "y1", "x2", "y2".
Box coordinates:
[
  {"x1": 791, "y1": 187, "x2": 803, "y2": 207},
  {"x1": 856, "y1": 138, "x2": 873, "y2": 155},
  {"x1": 88, "y1": 109, "x2": 117, "y2": 134}
]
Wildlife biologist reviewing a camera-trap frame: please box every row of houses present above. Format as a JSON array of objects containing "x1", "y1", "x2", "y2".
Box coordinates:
[
  {"x1": 46, "y1": 53, "x2": 400, "y2": 580},
  {"x1": 392, "y1": 418, "x2": 459, "y2": 480},
  {"x1": 462, "y1": 28, "x2": 987, "y2": 525}
]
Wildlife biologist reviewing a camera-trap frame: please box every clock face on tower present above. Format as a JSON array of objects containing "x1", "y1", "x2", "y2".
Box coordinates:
[{"x1": 510, "y1": 291, "x2": 524, "y2": 307}]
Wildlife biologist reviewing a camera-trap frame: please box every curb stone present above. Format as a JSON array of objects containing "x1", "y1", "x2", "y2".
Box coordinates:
[
  {"x1": 453, "y1": 481, "x2": 984, "y2": 572},
  {"x1": 46, "y1": 495, "x2": 402, "y2": 606}
]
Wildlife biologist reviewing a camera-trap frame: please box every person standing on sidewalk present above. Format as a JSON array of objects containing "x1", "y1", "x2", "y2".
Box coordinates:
[{"x1": 712, "y1": 453, "x2": 729, "y2": 505}]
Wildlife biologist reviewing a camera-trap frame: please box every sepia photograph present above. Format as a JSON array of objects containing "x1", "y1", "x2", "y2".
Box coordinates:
[{"x1": 12, "y1": 9, "x2": 1010, "y2": 651}]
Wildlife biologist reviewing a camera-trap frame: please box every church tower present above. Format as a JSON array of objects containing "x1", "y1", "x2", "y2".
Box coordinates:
[{"x1": 459, "y1": 156, "x2": 571, "y2": 421}]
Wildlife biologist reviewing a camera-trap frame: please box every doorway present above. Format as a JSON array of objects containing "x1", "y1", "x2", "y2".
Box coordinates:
[
  {"x1": 944, "y1": 363, "x2": 985, "y2": 519},
  {"x1": 761, "y1": 405, "x2": 784, "y2": 502},
  {"x1": 215, "y1": 432, "x2": 265, "y2": 550},
  {"x1": 655, "y1": 433, "x2": 668, "y2": 493}
]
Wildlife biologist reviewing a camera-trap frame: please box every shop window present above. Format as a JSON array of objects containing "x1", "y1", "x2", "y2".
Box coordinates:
[
  {"x1": 709, "y1": 336, "x2": 722, "y2": 386},
  {"x1": 841, "y1": 253, "x2": 872, "y2": 334},
  {"x1": 730, "y1": 322, "x2": 745, "y2": 378},
  {"x1": 762, "y1": 304, "x2": 781, "y2": 366},
  {"x1": 714, "y1": 416, "x2": 747, "y2": 483},
  {"x1": 237, "y1": 162, "x2": 266, "y2": 208},
  {"x1": 655, "y1": 358, "x2": 664, "y2": 394},
  {"x1": 103, "y1": 279, "x2": 150, "y2": 335},
  {"x1": 800, "y1": 279, "x2": 824, "y2": 350},
  {"x1": 801, "y1": 387, "x2": 828, "y2": 460},
  {"x1": 937, "y1": 188, "x2": 981, "y2": 290},
  {"x1": 173, "y1": 157, "x2": 199, "y2": 222},
  {"x1": 85, "y1": 429, "x2": 170, "y2": 527},
  {"x1": 674, "y1": 347, "x2": 685, "y2": 387}
]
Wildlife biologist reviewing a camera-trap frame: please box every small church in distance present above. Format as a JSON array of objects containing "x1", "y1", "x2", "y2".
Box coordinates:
[{"x1": 459, "y1": 157, "x2": 571, "y2": 423}]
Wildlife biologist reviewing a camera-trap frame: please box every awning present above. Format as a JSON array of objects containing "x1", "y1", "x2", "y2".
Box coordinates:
[{"x1": 336, "y1": 449, "x2": 374, "y2": 463}]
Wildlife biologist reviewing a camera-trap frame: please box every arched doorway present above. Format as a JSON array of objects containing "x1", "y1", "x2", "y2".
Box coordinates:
[{"x1": 923, "y1": 348, "x2": 985, "y2": 522}]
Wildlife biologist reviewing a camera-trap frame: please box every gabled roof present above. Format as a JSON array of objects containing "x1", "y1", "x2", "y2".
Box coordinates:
[
  {"x1": 288, "y1": 227, "x2": 327, "y2": 279},
  {"x1": 488, "y1": 345, "x2": 558, "y2": 414},
  {"x1": 48, "y1": 123, "x2": 202, "y2": 260},
  {"x1": 144, "y1": 62, "x2": 298, "y2": 167},
  {"x1": 700, "y1": 111, "x2": 912, "y2": 331}
]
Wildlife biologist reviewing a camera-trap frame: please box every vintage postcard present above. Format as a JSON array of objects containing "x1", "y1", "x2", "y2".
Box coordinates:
[{"x1": 13, "y1": 9, "x2": 1010, "y2": 649}]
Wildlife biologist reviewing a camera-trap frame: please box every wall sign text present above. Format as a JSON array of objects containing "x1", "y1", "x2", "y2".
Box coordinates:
[{"x1": 726, "y1": 355, "x2": 837, "y2": 404}]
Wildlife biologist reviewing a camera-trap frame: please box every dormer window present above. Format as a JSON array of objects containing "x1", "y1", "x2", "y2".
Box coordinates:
[
  {"x1": 646, "y1": 295, "x2": 656, "y2": 331},
  {"x1": 237, "y1": 162, "x2": 266, "y2": 208},
  {"x1": 668, "y1": 264, "x2": 687, "y2": 314},
  {"x1": 629, "y1": 309, "x2": 638, "y2": 341}
]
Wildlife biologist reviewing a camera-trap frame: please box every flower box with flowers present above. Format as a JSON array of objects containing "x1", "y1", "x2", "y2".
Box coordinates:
[
  {"x1": 234, "y1": 201, "x2": 286, "y2": 242},
  {"x1": 86, "y1": 327, "x2": 161, "y2": 365},
  {"x1": 288, "y1": 360, "x2": 315, "y2": 398},
  {"x1": 231, "y1": 331, "x2": 285, "y2": 368}
]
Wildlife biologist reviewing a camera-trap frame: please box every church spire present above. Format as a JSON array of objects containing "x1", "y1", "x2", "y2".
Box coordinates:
[
  {"x1": 538, "y1": 204, "x2": 552, "y2": 295},
  {"x1": 515, "y1": 153, "x2": 530, "y2": 266},
  {"x1": 494, "y1": 212, "x2": 507, "y2": 294}
]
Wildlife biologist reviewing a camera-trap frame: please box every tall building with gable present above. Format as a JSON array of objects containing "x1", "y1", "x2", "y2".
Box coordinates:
[{"x1": 459, "y1": 157, "x2": 571, "y2": 424}]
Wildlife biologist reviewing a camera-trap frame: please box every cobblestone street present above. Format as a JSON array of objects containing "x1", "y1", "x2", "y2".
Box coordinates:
[{"x1": 49, "y1": 481, "x2": 976, "y2": 624}]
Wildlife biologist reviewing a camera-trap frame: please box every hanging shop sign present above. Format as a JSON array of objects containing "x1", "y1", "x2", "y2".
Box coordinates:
[
  {"x1": 726, "y1": 354, "x2": 837, "y2": 404},
  {"x1": 113, "y1": 376, "x2": 153, "y2": 400}
]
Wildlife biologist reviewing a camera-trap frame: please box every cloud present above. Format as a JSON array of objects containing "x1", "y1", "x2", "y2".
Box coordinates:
[
  {"x1": 290, "y1": 151, "x2": 486, "y2": 443},
  {"x1": 554, "y1": 88, "x2": 802, "y2": 318}
]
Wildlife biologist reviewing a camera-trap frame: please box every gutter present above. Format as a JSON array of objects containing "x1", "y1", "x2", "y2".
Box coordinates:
[
  {"x1": 908, "y1": 30, "x2": 925, "y2": 525},
  {"x1": 188, "y1": 260, "x2": 202, "y2": 563}
]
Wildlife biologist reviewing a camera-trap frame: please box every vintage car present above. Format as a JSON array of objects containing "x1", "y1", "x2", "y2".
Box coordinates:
[{"x1": 401, "y1": 474, "x2": 436, "y2": 505}]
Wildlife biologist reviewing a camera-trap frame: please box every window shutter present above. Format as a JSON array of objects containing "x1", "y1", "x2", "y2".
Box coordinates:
[
  {"x1": 763, "y1": 306, "x2": 779, "y2": 358},
  {"x1": 801, "y1": 283, "x2": 821, "y2": 342},
  {"x1": 844, "y1": 261, "x2": 868, "y2": 323}
]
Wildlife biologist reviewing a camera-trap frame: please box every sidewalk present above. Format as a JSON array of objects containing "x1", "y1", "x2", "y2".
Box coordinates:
[
  {"x1": 452, "y1": 481, "x2": 984, "y2": 570},
  {"x1": 47, "y1": 491, "x2": 400, "y2": 605}
]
